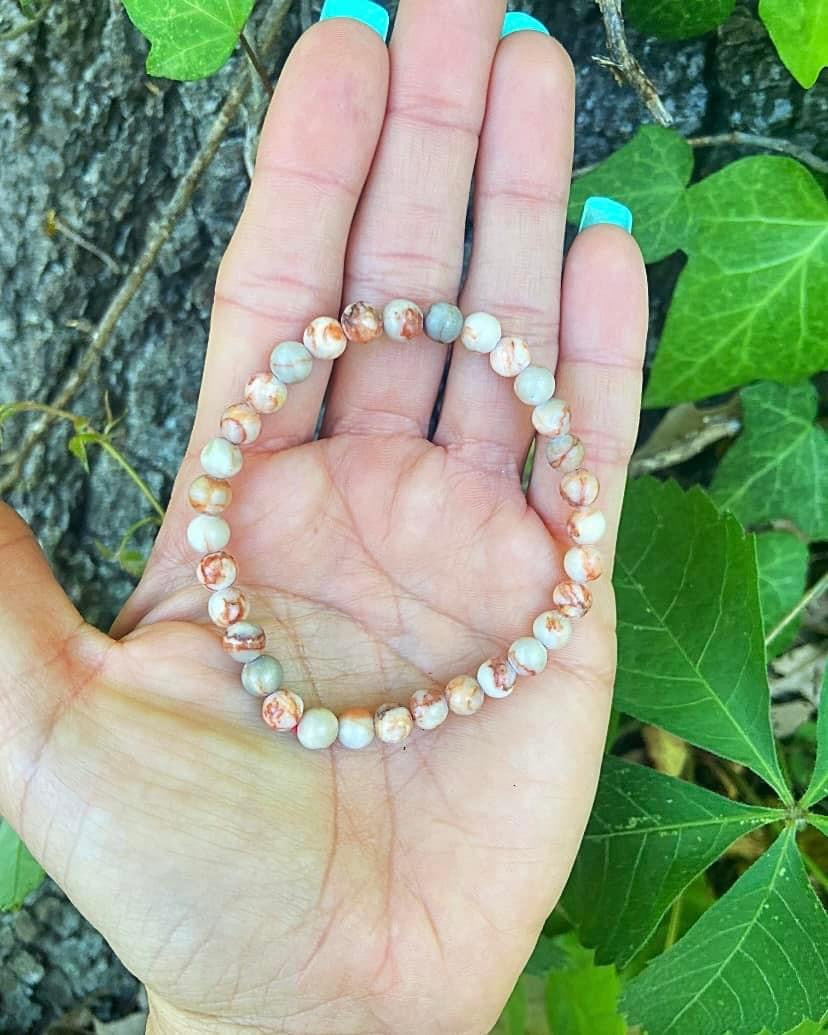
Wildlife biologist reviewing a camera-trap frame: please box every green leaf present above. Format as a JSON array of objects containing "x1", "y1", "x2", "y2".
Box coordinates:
[
  {"x1": 614, "y1": 478, "x2": 789, "y2": 800},
  {"x1": 626, "y1": 0, "x2": 736, "y2": 40},
  {"x1": 525, "y1": 934, "x2": 567, "y2": 978},
  {"x1": 121, "y1": 0, "x2": 254, "y2": 81},
  {"x1": 756, "y1": 531, "x2": 810, "y2": 656},
  {"x1": 622, "y1": 827, "x2": 828, "y2": 1035},
  {"x1": 645, "y1": 157, "x2": 828, "y2": 406},
  {"x1": 546, "y1": 935, "x2": 625, "y2": 1035},
  {"x1": 807, "y1": 813, "x2": 828, "y2": 836},
  {"x1": 711, "y1": 381, "x2": 828, "y2": 540},
  {"x1": 759, "y1": 0, "x2": 828, "y2": 88},
  {"x1": 563, "y1": 757, "x2": 783, "y2": 967},
  {"x1": 0, "y1": 821, "x2": 44, "y2": 911},
  {"x1": 67, "y1": 433, "x2": 90, "y2": 472},
  {"x1": 801, "y1": 667, "x2": 828, "y2": 808},
  {"x1": 494, "y1": 980, "x2": 527, "y2": 1035},
  {"x1": 568, "y1": 126, "x2": 693, "y2": 262}
]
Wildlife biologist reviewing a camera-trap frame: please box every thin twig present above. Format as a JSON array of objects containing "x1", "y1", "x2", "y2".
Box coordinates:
[
  {"x1": 239, "y1": 30, "x2": 273, "y2": 97},
  {"x1": 593, "y1": 0, "x2": 673, "y2": 127},
  {"x1": 629, "y1": 414, "x2": 741, "y2": 477},
  {"x1": 766, "y1": 572, "x2": 828, "y2": 649},
  {"x1": 0, "y1": 0, "x2": 295, "y2": 496},
  {"x1": 46, "y1": 210, "x2": 123, "y2": 275},
  {"x1": 689, "y1": 132, "x2": 828, "y2": 176},
  {"x1": 0, "y1": 0, "x2": 51, "y2": 40}
]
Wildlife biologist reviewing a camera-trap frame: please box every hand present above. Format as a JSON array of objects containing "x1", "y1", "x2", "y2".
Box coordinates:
[{"x1": 0, "y1": 4, "x2": 646, "y2": 1033}]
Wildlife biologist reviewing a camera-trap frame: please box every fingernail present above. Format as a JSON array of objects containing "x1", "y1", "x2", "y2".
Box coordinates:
[
  {"x1": 578, "y1": 196, "x2": 633, "y2": 233},
  {"x1": 319, "y1": 0, "x2": 390, "y2": 42},
  {"x1": 501, "y1": 12, "x2": 550, "y2": 38}
]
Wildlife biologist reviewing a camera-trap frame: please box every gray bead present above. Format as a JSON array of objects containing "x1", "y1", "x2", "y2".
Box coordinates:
[{"x1": 424, "y1": 302, "x2": 464, "y2": 344}]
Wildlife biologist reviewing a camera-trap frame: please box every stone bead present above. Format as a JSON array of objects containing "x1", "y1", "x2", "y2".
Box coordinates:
[
  {"x1": 188, "y1": 475, "x2": 232, "y2": 516},
  {"x1": 564, "y1": 545, "x2": 603, "y2": 583},
  {"x1": 546, "y1": 434, "x2": 585, "y2": 473},
  {"x1": 383, "y1": 299, "x2": 424, "y2": 343},
  {"x1": 262, "y1": 689, "x2": 304, "y2": 732},
  {"x1": 200, "y1": 437, "x2": 243, "y2": 479},
  {"x1": 337, "y1": 708, "x2": 376, "y2": 750},
  {"x1": 514, "y1": 365, "x2": 556, "y2": 406},
  {"x1": 489, "y1": 335, "x2": 531, "y2": 377},
  {"x1": 220, "y1": 402, "x2": 262, "y2": 446},
  {"x1": 409, "y1": 688, "x2": 449, "y2": 731},
  {"x1": 507, "y1": 636, "x2": 548, "y2": 677},
  {"x1": 241, "y1": 654, "x2": 284, "y2": 697},
  {"x1": 303, "y1": 316, "x2": 348, "y2": 359},
  {"x1": 532, "y1": 399, "x2": 571, "y2": 438},
  {"x1": 374, "y1": 703, "x2": 414, "y2": 744},
  {"x1": 341, "y1": 301, "x2": 383, "y2": 343},
  {"x1": 552, "y1": 580, "x2": 593, "y2": 619},
  {"x1": 477, "y1": 656, "x2": 518, "y2": 699},
  {"x1": 567, "y1": 507, "x2": 607, "y2": 546},
  {"x1": 424, "y1": 301, "x2": 464, "y2": 344},
  {"x1": 207, "y1": 586, "x2": 249, "y2": 628},
  {"x1": 445, "y1": 675, "x2": 485, "y2": 716},
  {"x1": 560, "y1": 468, "x2": 600, "y2": 508},
  {"x1": 269, "y1": 341, "x2": 313, "y2": 384},
  {"x1": 460, "y1": 312, "x2": 502, "y2": 353},
  {"x1": 297, "y1": 707, "x2": 339, "y2": 749},
  {"x1": 532, "y1": 610, "x2": 572, "y2": 651},
  {"x1": 196, "y1": 550, "x2": 237, "y2": 591},
  {"x1": 244, "y1": 372, "x2": 288, "y2": 414},
  {"x1": 222, "y1": 621, "x2": 266, "y2": 663},
  {"x1": 187, "y1": 514, "x2": 230, "y2": 553}
]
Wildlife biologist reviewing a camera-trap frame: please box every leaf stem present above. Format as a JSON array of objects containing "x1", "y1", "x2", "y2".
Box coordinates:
[
  {"x1": 766, "y1": 571, "x2": 828, "y2": 649},
  {"x1": 0, "y1": 0, "x2": 51, "y2": 40},
  {"x1": 96, "y1": 439, "x2": 165, "y2": 519},
  {"x1": 239, "y1": 30, "x2": 273, "y2": 97},
  {"x1": 663, "y1": 893, "x2": 683, "y2": 951},
  {"x1": 688, "y1": 132, "x2": 828, "y2": 176}
]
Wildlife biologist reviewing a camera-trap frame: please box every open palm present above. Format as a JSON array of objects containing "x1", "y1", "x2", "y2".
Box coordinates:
[{"x1": 0, "y1": 5, "x2": 646, "y2": 1034}]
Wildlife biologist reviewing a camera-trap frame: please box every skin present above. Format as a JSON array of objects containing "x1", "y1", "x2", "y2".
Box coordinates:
[{"x1": 0, "y1": 4, "x2": 647, "y2": 1034}]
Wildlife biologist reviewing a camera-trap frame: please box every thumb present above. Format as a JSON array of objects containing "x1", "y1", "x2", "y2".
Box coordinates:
[{"x1": 0, "y1": 501, "x2": 111, "y2": 826}]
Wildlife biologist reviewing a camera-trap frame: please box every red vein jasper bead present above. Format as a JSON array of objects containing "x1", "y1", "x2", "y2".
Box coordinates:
[
  {"x1": 222, "y1": 621, "x2": 266, "y2": 662},
  {"x1": 460, "y1": 312, "x2": 502, "y2": 353},
  {"x1": 445, "y1": 676, "x2": 485, "y2": 716},
  {"x1": 196, "y1": 550, "x2": 237, "y2": 591},
  {"x1": 270, "y1": 341, "x2": 313, "y2": 384},
  {"x1": 262, "y1": 689, "x2": 304, "y2": 732},
  {"x1": 532, "y1": 611, "x2": 572, "y2": 651},
  {"x1": 187, "y1": 515, "x2": 230, "y2": 553},
  {"x1": 341, "y1": 301, "x2": 383, "y2": 343},
  {"x1": 552, "y1": 580, "x2": 593, "y2": 619},
  {"x1": 477, "y1": 656, "x2": 518, "y2": 698},
  {"x1": 337, "y1": 708, "x2": 376, "y2": 750},
  {"x1": 244, "y1": 372, "x2": 288, "y2": 414},
  {"x1": 567, "y1": 507, "x2": 607, "y2": 545},
  {"x1": 507, "y1": 637, "x2": 548, "y2": 677},
  {"x1": 409, "y1": 688, "x2": 449, "y2": 731},
  {"x1": 383, "y1": 299, "x2": 423, "y2": 343},
  {"x1": 304, "y1": 316, "x2": 347, "y2": 359},
  {"x1": 297, "y1": 707, "x2": 339, "y2": 749},
  {"x1": 207, "y1": 586, "x2": 249, "y2": 628},
  {"x1": 220, "y1": 402, "x2": 261, "y2": 445},
  {"x1": 374, "y1": 704, "x2": 414, "y2": 744},
  {"x1": 200, "y1": 437, "x2": 242, "y2": 478},
  {"x1": 490, "y1": 335, "x2": 531, "y2": 377},
  {"x1": 564, "y1": 545, "x2": 603, "y2": 583},
  {"x1": 242, "y1": 655, "x2": 283, "y2": 697},
  {"x1": 188, "y1": 475, "x2": 232, "y2": 516},
  {"x1": 546, "y1": 433, "x2": 585, "y2": 473},
  {"x1": 532, "y1": 399, "x2": 571, "y2": 438},
  {"x1": 560, "y1": 468, "x2": 600, "y2": 508}
]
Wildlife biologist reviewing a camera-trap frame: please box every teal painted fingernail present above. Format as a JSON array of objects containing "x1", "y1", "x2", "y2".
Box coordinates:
[
  {"x1": 501, "y1": 12, "x2": 550, "y2": 37},
  {"x1": 578, "y1": 196, "x2": 633, "y2": 233},
  {"x1": 319, "y1": 0, "x2": 389, "y2": 41}
]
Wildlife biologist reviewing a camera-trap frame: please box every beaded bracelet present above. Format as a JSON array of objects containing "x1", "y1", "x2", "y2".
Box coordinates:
[{"x1": 187, "y1": 299, "x2": 605, "y2": 751}]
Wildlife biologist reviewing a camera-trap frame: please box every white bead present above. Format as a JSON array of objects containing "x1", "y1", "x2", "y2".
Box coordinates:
[
  {"x1": 200, "y1": 437, "x2": 242, "y2": 479},
  {"x1": 304, "y1": 316, "x2": 347, "y2": 359},
  {"x1": 489, "y1": 336, "x2": 531, "y2": 377},
  {"x1": 244, "y1": 372, "x2": 288, "y2": 414},
  {"x1": 374, "y1": 704, "x2": 414, "y2": 744},
  {"x1": 532, "y1": 611, "x2": 572, "y2": 651},
  {"x1": 383, "y1": 300, "x2": 424, "y2": 343},
  {"x1": 270, "y1": 341, "x2": 313, "y2": 384},
  {"x1": 297, "y1": 707, "x2": 339, "y2": 749},
  {"x1": 507, "y1": 637, "x2": 548, "y2": 677},
  {"x1": 222, "y1": 621, "x2": 266, "y2": 663},
  {"x1": 337, "y1": 708, "x2": 376, "y2": 749},
  {"x1": 445, "y1": 676, "x2": 485, "y2": 716},
  {"x1": 514, "y1": 365, "x2": 556, "y2": 406},
  {"x1": 553, "y1": 580, "x2": 593, "y2": 619},
  {"x1": 460, "y1": 312, "x2": 502, "y2": 353},
  {"x1": 242, "y1": 655, "x2": 284, "y2": 697},
  {"x1": 187, "y1": 514, "x2": 230, "y2": 553},
  {"x1": 188, "y1": 475, "x2": 232, "y2": 515},
  {"x1": 220, "y1": 403, "x2": 261, "y2": 445},
  {"x1": 560, "y1": 468, "x2": 600, "y2": 508},
  {"x1": 564, "y1": 545, "x2": 603, "y2": 583},
  {"x1": 546, "y1": 434, "x2": 585, "y2": 473},
  {"x1": 477, "y1": 657, "x2": 518, "y2": 698},
  {"x1": 207, "y1": 586, "x2": 249, "y2": 628},
  {"x1": 196, "y1": 550, "x2": 237, "y2": 591},
  {"x1": 567, "y1": 507, "x2": 607, "y2": 545},
  {"x1": 409, "y1": 688, "x2": 449, "y2": 731},
  {"x1": 262, "y1": 690, "x2": 304, "y2": 731},
  {"x1": 532, "y1": 399, "x2": 571, "y2": 438}
]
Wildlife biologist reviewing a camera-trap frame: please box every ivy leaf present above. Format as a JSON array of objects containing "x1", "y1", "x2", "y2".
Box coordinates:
[
  {"x1": 563, "y1": 757, "x2": 783, "y2": 967},
  {"x1": 0, "y1": 821, "x2": 44, "y2": 911},
  {"x1": 122, "y1": 0, "x2": 254, "y2": 81},
  {"x1": 622, "y1": 827, "x2": 828, "y2": 1035},
  {"x1": 645, "y1": 157, "x2": 828, "y2": 406},
  {"x1": 711, "y1": 381, "x2": 828, "y2": 540},
  {"x1": 626, "y1": 0, "x2": 736, "y2": 40},
  {"x1": 801, "y1": 667, "x2": 828, "y2": 809},
  {"x1": 568, "y1": 126, "x2": 693, "y2": 262},
  {"x1": 524, "y1": 934, "x2": 567, "y2": 978},
  {"x1": 759, "y1": 0, "x2": 828, "y2": 88},
  {"x1": 546, "y1": 935, "x2": 625, "y2": 1035},
  {"x1": 756, "y1": 531, "x2": 810, "y2": 657},
  {"x1": 614, "y1": 478, "x2": 789, "y2": 800},
  {"x1": 808, "y1": 814, "x2": 828, "y2": 836}
]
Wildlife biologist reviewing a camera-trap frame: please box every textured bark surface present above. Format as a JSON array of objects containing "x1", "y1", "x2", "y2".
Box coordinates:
[{"x1": 0, "y1": 0, "x2": 825, "y2": 1028}]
